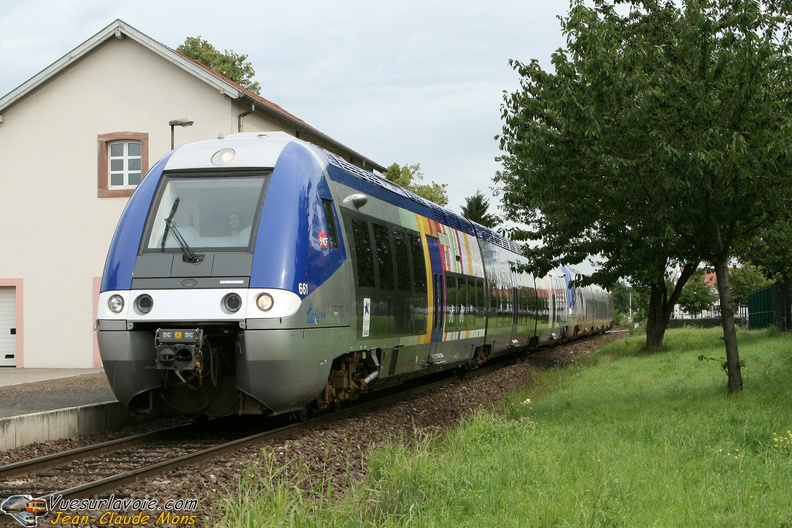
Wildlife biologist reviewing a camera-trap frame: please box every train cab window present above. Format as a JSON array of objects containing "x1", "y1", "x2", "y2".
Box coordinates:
[
  {"x1": 143, "y1": 173, "x2": 268, "y2": 252},
  {"x1": 321, "y1": 200, "x2": 339, "y2": 249}
]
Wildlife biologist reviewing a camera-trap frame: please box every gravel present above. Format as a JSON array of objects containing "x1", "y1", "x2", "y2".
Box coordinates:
[{"x1": 0, "y1": 331, "x2": 625, "y2": 524}]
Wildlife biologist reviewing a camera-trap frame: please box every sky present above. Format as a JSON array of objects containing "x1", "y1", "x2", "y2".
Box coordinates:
[{"x1": 0, "y1": 0, "x2": 568, "y2": 215}]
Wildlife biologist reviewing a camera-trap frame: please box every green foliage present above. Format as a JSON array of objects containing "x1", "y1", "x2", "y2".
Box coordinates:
[
  {"x1": 730, "y1": 263, "x2": 772, "y2": 307},
  {"x1": 745, "y1": 219, "x2": 792, "y2": 282},
  {"x1": 384, "y1": 163, "x2": 448, "y2": 206},
  {"x1": 678, "y1": 269, "x2": 718, "y2": 316},
  {"x1": 460, "y1": 190, "x2": 501, "y2": 228},
  {"x1": 177, "y1": 36, "x2": 261, "y2": 94},
  {"x1": 698, "y1": 353, "x2": 747, "y2": 374},
  {"x1": 496, "y1": 0, "x2": 792, "y2": 376},
  {"x1": 667, "y1": 317, "x2": 744, "y2": 329},
  {"x1": 609, "y1": 280, "x2": 643, "y2": 323}
]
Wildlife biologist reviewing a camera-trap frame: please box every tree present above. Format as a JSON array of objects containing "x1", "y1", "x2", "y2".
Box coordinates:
[
  {"x1": 497, "y1": 0, "x2": 792, "y2": 392},
  {"x1": 744, "y1": 219, "x2": 792, "y2": 283},
  {"x1": 729, "y1": 264, "x2": 771, "y2": 309},
  {"x1": 678, "y1": 270, "x2": 718, "y2": 317},
  {"x1": 177, "y1": 36, "x2": 261, "y2": 94},
  {"x1": 384, "y1": 163, "x2": 449, "y2": 206},
  {"x1": 461, "y1": 190, "x2": 501, "y2": 228},
  {"x1": 610, "y1": 280, "x2": 640, "y2": 323}
]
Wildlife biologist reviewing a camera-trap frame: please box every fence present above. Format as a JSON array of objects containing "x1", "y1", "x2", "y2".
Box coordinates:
[{"x1": 748, "y1": 282, "x2": 792, "y2": 330}]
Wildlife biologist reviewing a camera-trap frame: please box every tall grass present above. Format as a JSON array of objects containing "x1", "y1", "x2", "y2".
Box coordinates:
[{"x1": 214, "y1": 328, "x2": 792, "y2": 527}]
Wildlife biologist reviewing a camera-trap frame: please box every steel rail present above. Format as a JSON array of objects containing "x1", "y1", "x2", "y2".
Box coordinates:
[{"x1": 0, "y1": 423, "x2": 197, "y2": 480}]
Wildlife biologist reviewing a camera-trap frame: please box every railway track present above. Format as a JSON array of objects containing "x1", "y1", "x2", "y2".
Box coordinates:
[{"x1": 0, "y1": 367, "x2": 472, "y2": 503}]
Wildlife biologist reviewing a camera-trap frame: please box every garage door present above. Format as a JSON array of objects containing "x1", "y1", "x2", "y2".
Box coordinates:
[{"x1": 0, "y1": 287, "x2": 16, "y2": 367}]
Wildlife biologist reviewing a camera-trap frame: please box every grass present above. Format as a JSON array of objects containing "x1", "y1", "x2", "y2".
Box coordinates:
[{"x1": 213, "y1": 327, "x2": 792, "y2": 527}]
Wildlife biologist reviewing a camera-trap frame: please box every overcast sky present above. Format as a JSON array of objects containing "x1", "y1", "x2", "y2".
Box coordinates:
[{"x1": 0, "y1": 0, "x2": 568, "y2": 214}]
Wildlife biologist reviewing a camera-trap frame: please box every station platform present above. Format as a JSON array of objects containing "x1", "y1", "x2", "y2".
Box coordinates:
[
  {"x1": 0, "y1": 367, "x2": 138, "y2": 451},
  {"x1": 0, "y1": 367, "x2": 106, "y2": 387}
]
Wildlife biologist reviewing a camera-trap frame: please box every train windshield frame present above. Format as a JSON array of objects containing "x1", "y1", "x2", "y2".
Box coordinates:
[{"x1": 141, "y1": 170, "x2": 271, "y2": 254}]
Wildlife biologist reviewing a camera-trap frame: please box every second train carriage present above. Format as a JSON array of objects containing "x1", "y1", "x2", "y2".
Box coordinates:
[{"x1": 96, "y1": 132, "x2": 612, "y2": 417}]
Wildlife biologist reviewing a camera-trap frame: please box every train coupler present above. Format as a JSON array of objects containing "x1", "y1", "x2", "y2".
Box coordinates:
[{"x1": 155, "y1": 328, "x2": 204, "y2": 371}]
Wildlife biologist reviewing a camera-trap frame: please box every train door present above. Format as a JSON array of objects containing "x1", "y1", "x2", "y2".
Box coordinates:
[
  {"x1": 0, "y1": 287, "x2": 16, "y2": 367},
  {"x1": 426, "y1": 236, "x2": 445, "y2": 359},
  {"x1": 549, "y1": 274, "x2": 565, "y2": 338},
  {"x1": 510, "y1": 267, "x2": 519, "y2": 344}
]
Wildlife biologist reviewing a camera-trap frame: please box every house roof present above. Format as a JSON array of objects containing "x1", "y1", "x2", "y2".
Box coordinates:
[{"x1": 0, "y1": 19, "x2": 386, "y2": 173}]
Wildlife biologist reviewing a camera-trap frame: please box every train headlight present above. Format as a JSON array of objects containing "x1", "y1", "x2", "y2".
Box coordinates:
[
  {"x1": 135, "y1": 294, "x2": 154, "y2": 314},
  {"x1": 223, "y1": 293, "x2": 243, "y2": 313},
  {"x1": 108, "y1": 295, "x2": 125, "y2": 314},
  {"x1": 211, "y1": 148, "x2": 236, "y2": 166},
  {"x1": 256, "y1": 293, "x2": 274, "y2": 312}
]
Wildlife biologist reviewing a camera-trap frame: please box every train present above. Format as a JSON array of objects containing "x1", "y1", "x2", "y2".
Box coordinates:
[{"x1": 96, "y1": 132, "x2": 612, "y2": 417}]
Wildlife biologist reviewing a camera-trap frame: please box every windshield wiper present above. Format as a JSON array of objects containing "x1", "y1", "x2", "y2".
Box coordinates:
[
  {"x1": 165, "y1": 218, "x2": 204, "y2": 263},
  {"x1": 160, "y1": 197, "x2": 204, "y2": 263},
  {"x1": 161, "y1": 197, "x2": 180, "y2": 251}
]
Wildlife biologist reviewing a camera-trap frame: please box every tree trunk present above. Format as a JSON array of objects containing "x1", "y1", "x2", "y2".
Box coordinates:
[
  {"x1": 714, "y1": 258, "x2": 743, "y2": 392},
  {"x1": 645, "y1": 285, "x2": 669, "y2": 350},
  {"x1": 644, "y1": 264, "x2": 698, "y2": 351}
]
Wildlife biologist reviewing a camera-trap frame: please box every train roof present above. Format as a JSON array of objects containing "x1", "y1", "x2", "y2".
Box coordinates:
[
  {"x1": 164, "y1": 132, "x2": 295, "y2": 170},
  {"x1": 163, "y1": 131, "x2": 523, "y2": 256},
  {"x1": 321, "y1": 150, "x2": 522, "y2": 255}
]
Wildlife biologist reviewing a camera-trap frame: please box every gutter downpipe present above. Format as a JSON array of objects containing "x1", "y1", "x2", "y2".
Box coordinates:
[{"x1": 238, "y1": 103, "x2": 255, "y2": 132}]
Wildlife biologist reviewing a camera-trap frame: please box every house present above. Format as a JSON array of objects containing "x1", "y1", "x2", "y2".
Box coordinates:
[{"x1": 0, "y1": 19, "x2": 385, "y2": 368}]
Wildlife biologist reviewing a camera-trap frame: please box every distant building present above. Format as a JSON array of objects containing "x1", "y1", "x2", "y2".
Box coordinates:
[
  {"x1": 0, "y1": 19, "x2": 384, "y2": 368},
  {"x1": 672, "y1": 268, "x2": 719, "y2": 319}
]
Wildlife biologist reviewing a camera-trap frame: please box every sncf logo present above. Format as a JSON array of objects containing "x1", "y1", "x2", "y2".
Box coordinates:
[{"x1": 318, "y1": 230, "x2": 329, "y2": 249}]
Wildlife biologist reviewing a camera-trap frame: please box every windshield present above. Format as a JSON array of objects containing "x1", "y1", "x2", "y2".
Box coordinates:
[{"x1": 143, "y1": 172, "x2": 269, "y2": 252}]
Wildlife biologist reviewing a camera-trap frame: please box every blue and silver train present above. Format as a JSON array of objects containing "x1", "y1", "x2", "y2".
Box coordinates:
[{"x1": 96, "y1": 132, "x2": 612, "y2": 417}]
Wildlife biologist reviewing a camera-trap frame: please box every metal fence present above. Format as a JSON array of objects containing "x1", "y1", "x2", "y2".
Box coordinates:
[{"x1": 748, "y1": 282, "x2": 792, "y2": 330}]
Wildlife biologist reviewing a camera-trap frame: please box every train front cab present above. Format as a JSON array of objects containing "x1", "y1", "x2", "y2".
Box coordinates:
[{"x1": 97, "y1": 134, "x2": 351, "y2": 416}]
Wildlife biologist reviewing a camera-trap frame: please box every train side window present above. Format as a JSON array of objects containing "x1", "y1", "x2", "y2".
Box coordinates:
[
  {"x1": 321, "y1": 200, "x2": 339, "y2": 249},
  {"x1": 476, "y1": 280, "x2": 486, "y2": 318},
  {"x1": 408, "y1": 233, "x2": 427, "y2": 293},
  {"x1": 392, "y1": 229, "x2": 411, "y2": 291},
  {"x1": 373, "y1": 223, "x2": 395, "y2": 290},
  {"x1": 351, "y1": 218, "x2": 375, "y2": 288},
  {"x1": 446, "y1": 275, "x2": 458, "y2": 329},
  {"x1": 461, "y1": 277, "x2": 469, "y2": 329},
  {"x1": 490, "y1": 283, "x2": 499, "y2": 324}
]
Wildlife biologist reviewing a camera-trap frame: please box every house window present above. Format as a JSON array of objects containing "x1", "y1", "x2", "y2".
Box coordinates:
[
  {"x1": 109, "y1": 141, "x2": 142, "y2": 187},
  {"x1": 98, "y1": 132, "x2": 149, "y2": 197}
]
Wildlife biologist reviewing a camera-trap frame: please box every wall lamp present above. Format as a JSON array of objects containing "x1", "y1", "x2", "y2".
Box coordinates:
[{"x1": 169, "y1": 117, "x2": 194, "y2": 149}]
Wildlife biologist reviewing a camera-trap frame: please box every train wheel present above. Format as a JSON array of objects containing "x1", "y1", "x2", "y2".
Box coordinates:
[{"x1": 290, "y1": 408, "x2": 310, "y2": 422}]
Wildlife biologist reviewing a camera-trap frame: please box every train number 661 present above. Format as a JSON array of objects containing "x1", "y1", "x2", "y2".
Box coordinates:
[{"x1": 298, "y1": 282, "x2": 309, "y2": 296}]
